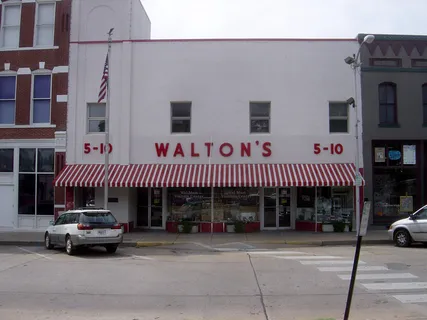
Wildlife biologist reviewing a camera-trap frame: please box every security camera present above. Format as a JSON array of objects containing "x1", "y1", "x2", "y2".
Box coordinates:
[
  {"x1": 346, "y1": 97, "x2": 355, "y2": 106},
  {"x1": 344, "y1": 56, "x2": 355, "y2": 65}
]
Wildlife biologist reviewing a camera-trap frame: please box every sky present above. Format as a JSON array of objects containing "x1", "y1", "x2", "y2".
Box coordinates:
[{"x1": 140, "y1": 0, "x2": 427, "y2": 39}]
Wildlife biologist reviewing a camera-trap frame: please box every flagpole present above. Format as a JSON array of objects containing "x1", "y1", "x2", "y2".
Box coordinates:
[
  {"x1": 104, "y1": 28, "x2": 114, "y2": 210},
  {"x1": 210, "y1": 135, "x2": 213, "y2": 235}
]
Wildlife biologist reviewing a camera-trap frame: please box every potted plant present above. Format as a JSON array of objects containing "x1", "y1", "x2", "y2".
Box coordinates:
[
  {"x1": 234, "y1": 220, "x2": 245, "y2": 233},
  {"x1": 332, "y1": 220, "x2": 346, "y2": 232},
  {"x1": 179, "y1": 219, "x2": 198, "y2": 233},
  {"x1": 226, "y1": 220, "x2": 235, "y2": 233},
  {"x1": 322, "y1": 221, "x2": 334, "y2": 232}
]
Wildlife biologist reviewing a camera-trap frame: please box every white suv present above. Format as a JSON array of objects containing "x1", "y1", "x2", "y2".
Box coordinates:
[
  {"x1": 388, "y1": 204, "x2": 427, "y2": 247},
  {"x1": 44, "y1": 208, "x2": 123, "y2": 255}
]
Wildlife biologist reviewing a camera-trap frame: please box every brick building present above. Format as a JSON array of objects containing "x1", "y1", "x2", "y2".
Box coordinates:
[{"x1": 0, "y1": 0, "x2": 71, "y2": 228}]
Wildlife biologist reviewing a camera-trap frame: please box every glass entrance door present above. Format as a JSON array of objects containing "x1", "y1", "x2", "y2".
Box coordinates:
[
  {"x1": 263, "y1": 187, "x2": 292, "y2": 229},
  {"x1": 137, "y1": 188, "x2": 163, "y2": 228}
]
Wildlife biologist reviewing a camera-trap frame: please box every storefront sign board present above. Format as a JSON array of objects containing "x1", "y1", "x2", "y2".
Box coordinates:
[{"x1": 359, "y1": 201, "x2": 371, "y2": 237}]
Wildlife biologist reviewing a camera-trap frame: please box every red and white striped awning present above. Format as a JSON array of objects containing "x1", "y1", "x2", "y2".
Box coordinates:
[{"x1": 54, "y1": 163, "x2": 364, "y2": 188}]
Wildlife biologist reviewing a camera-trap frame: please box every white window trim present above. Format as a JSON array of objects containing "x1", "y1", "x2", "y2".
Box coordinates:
[
  {"x1": 18, "y1": 147, "x2": 55, "y2": 217},
  {"x1": 33, "y1": 1, "x2": 56, "y2": 48},
  {"x1": 30, "y1": 71, "x2": 52, "y2": 125},
  {"x1": 87, "y1": 102, "x2": 106, "y2": 134},
  {"x1": 0, "y1": 3, "x2": 21, "y2": 49},
  {"x1": 329, "y1": 102, "x2": 349, "y2": 134},
  {"x1": 249, "y1": 101, "x2": 271, "y2": 134},
  {"x1": 171, "y1": 102, "x2": 192, "y2": 134},
  {"x1": 0, "y1": 74, "x2": 17, "y2": 125}
]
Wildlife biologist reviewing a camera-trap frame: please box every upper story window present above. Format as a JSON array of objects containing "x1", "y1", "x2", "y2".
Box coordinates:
[
  {"x1": 329, "y1": 102, "x2": 348, "y2": 133},
  {"x1": 250, "y1": 102, "x2": 270, "y2": 133},
  {"x1": 32, "y1": 74, "x2": 51, "y2": 124},
  {"x1": 378, "y1": 82, "x2": 397, "y2": 126},
  {"x1": 0, "y1": 76, "x2": 16, "y2": 124},
  {"x1": 423, "y1": 84, "x2": 427, "y2": 125},
  {"x1": 412, "y1": 59, "x2": 427, "y2": 68},
  {"x1": 171, "y1": 102, "x2": 191, "y2": 133},
  {"x1": 87, "y1": 103, "x2": 106, "y2": 133},
  {"x1": 370, "y1": 58, "x2": 402, "y2": 67},
  {"x1": 34, "y1": 2, "x2": 56, "y2": 47},
  {"x1": 0, "y1": 4, "x2": 21, "y2": 48}
]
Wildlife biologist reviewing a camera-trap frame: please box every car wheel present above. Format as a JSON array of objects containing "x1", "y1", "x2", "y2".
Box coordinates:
[
  {"x1": 65, "y1": 236, "x2": 75, "y2": 255},
  {"x1": 105, "y1": 245, "x2": 118, "y2": 254},
  {"x1": 394, "y1": 229, "x2": 411, "y2": 247},
  {"x1": 45, "y1": 233, "x2": 54, "y2": 250}
]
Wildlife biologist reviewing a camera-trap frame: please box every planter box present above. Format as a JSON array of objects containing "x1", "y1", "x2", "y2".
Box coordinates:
[
  {"x1": 166, "y1": 221, "x2": 178, "y2": 233},
  {"x1": 295, "y1": 220, "x2": 323, "y2": 232},
  {"x1": 322, "y1": 224, "x2": 334, "y2": 232},
  {"x1": 245, "y1": 221, "x2": 260, "y2": 233},
  {"x1": 226, "y1": 224, "x2": 235, "y2": 232},
  {"x1": 200, "y1": 222, "x2": 225, "y2": 233}
]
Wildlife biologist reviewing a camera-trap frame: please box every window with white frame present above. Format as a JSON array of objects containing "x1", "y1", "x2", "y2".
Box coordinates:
[
  {"x1": 1, "y1": 4, "x2": 21, "y2": 48},
  {"x1": 250, "y1": 102, "x2": 270, "y2": 133},
  {"x1": 32, "y1": 74, "x2": 51, "y2": 124},
  {"x1": 171, "y1": 102, "x2": 191, "y2": 133},
  {"x1": 0, "y1": 76, "x2": 16, "y2": 124},
  {"x1": 329, "y1": 102, "x2": 349, "y2": 133},
  {"x1": 87, "y1": 103, "x2": 106, "y2": 133},
  {"x1": 18, "y1": 148, "x2": 54, "y2": 216},
  {"x1": 34, "y1": 2, "x2": 55, "y2": 47}
]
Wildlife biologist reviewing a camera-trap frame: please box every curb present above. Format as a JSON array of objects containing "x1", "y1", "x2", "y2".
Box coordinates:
[
  {"x1": 135, "y1": 241, "x2": 176, "y2": 247},
  {"x1": 0, "y1": 239, "x2": 393, "y2": 247}
]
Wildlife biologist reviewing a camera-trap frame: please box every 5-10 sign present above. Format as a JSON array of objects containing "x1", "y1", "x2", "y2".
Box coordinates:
[
  {"x1": 84, "y1": 143, "x2": 113, "y2": 154},
  {"x1": 313, "y1": 143, "x2": 344, "y2": 155}
]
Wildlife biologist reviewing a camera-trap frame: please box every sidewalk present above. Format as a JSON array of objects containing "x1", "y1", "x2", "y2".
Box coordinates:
[{"x1": 0, "y1": 228, "x2": 391, "y2": 247}]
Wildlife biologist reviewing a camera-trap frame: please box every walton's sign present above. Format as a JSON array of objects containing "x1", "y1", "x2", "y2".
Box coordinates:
[{"x1": 154, "y1": 141, "x2": 272, "y2": 158}]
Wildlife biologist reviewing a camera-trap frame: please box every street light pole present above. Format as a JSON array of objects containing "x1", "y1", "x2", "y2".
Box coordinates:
[{"x1": 345, "y1": 34, "x2": 375, "y2": 235}]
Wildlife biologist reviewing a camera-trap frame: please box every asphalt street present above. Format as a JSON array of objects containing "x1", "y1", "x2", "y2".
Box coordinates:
[{"x1": 0, "y1": 243, "x2": 427, "y2": 320}]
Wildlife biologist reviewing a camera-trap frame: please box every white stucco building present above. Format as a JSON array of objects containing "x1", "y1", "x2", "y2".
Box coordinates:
[{"x1": 54, "y1": 0, "x2": 364, "y2": 232}]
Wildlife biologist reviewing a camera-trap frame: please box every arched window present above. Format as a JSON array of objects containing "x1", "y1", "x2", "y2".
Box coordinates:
[
  {"x1": 378, "y1": 82, "x2": 397, "y2": 125},
  {"x1": 422, "y1": 84, "x2": 427, "y2": 125}
]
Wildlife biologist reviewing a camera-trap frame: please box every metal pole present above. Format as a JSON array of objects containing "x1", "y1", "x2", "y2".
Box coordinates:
[
  {"x1": 353, "y1": 60, "x2": 361, "y2": 236},
  {"x1": 104, "y1": 28, "x2": 113, "y2": 210},
  {"x1": 343, "y1": 234, "x2": 363, "y2": 320},
  {"x1": 210, "y1": 136, "x2": 214, "y2": 234}
]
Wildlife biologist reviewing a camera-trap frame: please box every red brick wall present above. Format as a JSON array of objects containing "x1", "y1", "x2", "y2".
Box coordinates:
[
  {"x1": 0, "y1": 0, "x2": 71, "y2": 140},
  {"x1": 19, "y1": 2, "x2": 35, "y2": 48}
]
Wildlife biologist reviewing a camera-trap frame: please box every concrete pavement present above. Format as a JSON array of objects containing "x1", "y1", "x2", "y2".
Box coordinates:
[
  {"x1": 0, "y1": 244, "x2": 426, "y2": 319},
  {"x1": 0, "y1": 227, "x2": 392, "y2": 248}
]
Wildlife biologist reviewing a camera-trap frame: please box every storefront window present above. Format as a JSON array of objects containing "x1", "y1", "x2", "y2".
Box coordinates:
[
  {"x1": 316, "y1": 187, "x2": 332, "y2": 222},
  {"x1": 330, "y1": 187, "x2": 353, "y2": 223},
  {"x1": 167, "y1": 188, "x2": 211, "y2": 222},
  {"x1": 373, "y1": 169, "x2": 417, "y2": 224},
  {"x1": 167, "y1": 188, "x2": 259, "y2": 222},
  {"x1": 296, "y1": 187, "x2": 315, "y2": 221}
]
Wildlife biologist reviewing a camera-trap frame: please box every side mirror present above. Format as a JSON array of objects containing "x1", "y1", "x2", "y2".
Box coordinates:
[
  {"x1": 409, "y1": 215, "x2": 417, "y2": 220},
  {"x1": 49, "y1": 220, "x2": 54, "y2": 226}
]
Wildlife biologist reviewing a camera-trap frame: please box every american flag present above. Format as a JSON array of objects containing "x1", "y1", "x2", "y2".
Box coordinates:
[{"x1": 98, "y1": 54, "x2": 109, "y2": 103}]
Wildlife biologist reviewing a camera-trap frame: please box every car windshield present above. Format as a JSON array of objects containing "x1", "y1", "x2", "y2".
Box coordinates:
[{"x1": 80, "y1": 211, "x2": 117, "y2": 224}]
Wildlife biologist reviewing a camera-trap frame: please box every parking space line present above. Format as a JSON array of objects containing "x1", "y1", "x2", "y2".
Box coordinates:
[
  {"x1": 16, "y1": 247, "x2": 52, "y2": 260},
  {"x1": 129, "y1": 254, "x2": 154, "y2": 260}
]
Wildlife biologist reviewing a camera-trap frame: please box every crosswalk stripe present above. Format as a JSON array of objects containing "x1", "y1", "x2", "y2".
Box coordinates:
[
  {"x1": 393, "y1": 294, "x2": 427, "y2": 304},
  {"x1": 318, "y1": 266, "x2": 388, "y2": 272},
  {"x1": 301, "y1": 260, "x2": 366, "y2": 265},
  {"x1": 249, "y1": 251, "x2": 306, "y2": 255},
  {"x1": 275, "y1": 255, "x2": 341, "y2": 260},
  {"x1": 338, "y1": 273, "x2": 417, "y2": 281},
  {"x1": 362, "y1": 282, "x2": 427, "y2": 291}
]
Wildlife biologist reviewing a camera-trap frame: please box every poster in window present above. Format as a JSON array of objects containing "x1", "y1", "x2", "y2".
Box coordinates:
[
  {"x1": 374, "y1": 147, "x2": 385, "y2": 163},
  {"x1": 400, "y1": 196, "x2": 413, "y2": 213},
  {"x1": 403, "y1": 145, "x2": 416, "y2": 165}
]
